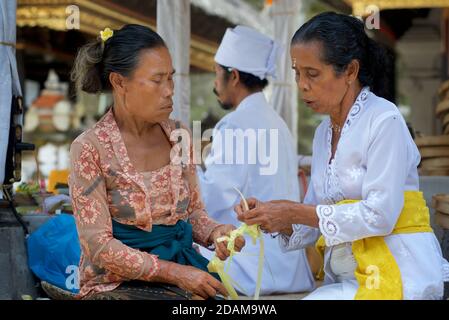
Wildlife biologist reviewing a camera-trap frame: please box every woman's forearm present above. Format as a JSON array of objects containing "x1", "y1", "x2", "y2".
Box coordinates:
[
  {"x1": 277, "y1": 201, "x2": 319, "y2": 236},
  {"x1": 150, "y1": 260, "x2": 179, "y2": 285},
  {"x1": 287, "y1": 202, "x2": 319, "y2": 228}
]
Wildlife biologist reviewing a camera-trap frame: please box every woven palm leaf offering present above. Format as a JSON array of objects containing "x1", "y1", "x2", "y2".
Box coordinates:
[{"x1": 207, "y1": 187, "x2": 265, "y2": 300}]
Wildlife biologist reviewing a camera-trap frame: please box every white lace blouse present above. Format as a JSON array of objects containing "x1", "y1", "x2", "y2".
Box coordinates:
[{"x1": 279, "y1": 87, "x2": 449, "y2": 299}]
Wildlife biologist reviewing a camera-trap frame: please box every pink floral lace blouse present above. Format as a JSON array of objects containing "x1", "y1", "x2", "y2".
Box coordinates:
[
  {"x1": 69, "y1": 108, "x2": 220, "y2": 298},
  {"x1": 141, "y1": 165, "x2": 180, "y2": 224}
]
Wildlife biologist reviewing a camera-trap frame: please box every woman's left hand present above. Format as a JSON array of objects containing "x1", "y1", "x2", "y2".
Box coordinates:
[
  {"x1": 235, "y1": 198, "x2": 295, "y2": 234},
  {"x1": 209, "y1": 224, "x2": 245, "y2": 261}
]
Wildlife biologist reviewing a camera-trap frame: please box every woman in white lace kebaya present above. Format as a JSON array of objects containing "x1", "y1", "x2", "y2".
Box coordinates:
[{"x1": 236, "y1": 12, "x2": 449, "y2": 300}]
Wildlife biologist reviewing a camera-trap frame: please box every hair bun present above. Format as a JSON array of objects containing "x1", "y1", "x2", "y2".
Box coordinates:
[{"x1": 71, "y1": 39, "x2": 104, "y2": 94}]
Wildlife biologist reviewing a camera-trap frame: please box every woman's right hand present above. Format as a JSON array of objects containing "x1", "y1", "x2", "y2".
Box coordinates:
[
  {"x1": 235, "y1": 198, "x2": 294, "y2": 234},
  {"x1": 156, "y1": 261, "x2": 228, "y2": 299},
  {"x1": 235, "y1": 198, "x2": 318, "y2": 232}
]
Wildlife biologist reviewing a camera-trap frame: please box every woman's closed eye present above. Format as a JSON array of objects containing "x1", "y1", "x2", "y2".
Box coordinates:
[
  {"x1": 295, "y1": 72, "x2": 316, "y2": 80},
  {"x1": 307, "y1": 70, "x2": 319, "y2": 78},
  {"x1": 152, "y1": 74, "x2": 174, "y2": 85},
  {"x1": 152, "y1": 76, "x2": 162, "y2": 84},
  {"x1": 294, "y1": 69, "x2": 319, "y2": 80}
]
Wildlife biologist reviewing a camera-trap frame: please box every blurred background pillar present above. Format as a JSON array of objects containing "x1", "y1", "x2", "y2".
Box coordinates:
[
  {"x1": 157, "y1": 0, "x2": 191, "y2": 125},
  {"x1": 268, "y1": 0, "x2": 307, "y2": 152}
]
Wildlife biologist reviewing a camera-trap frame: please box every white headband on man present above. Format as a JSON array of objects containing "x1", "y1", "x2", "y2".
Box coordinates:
[{"x1": 214, "y1": 25, "x2": 280, "y2": 80}]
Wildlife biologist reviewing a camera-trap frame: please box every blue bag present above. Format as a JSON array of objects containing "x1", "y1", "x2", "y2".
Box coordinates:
[{"x1": 27, "y1": 214, "x2": 80, "y2": 293}]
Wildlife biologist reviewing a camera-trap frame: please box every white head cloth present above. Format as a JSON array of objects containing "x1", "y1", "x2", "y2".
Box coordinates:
[{"x1": 214, "y1": 25, "x2": 280, "y2": 80}]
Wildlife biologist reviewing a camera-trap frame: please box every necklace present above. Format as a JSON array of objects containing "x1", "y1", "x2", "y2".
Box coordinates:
[{"x1": 330, "y1": 123, "x2": 342, "y2": 134}]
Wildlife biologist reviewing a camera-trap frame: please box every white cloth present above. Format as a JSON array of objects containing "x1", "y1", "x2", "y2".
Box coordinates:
[
  {"x1": 328, "y1": 243, "x2": 357, "y2": 283},
  {"x1": 269, "y1": 0, "x2": 304, "y2": 150},
  {"x1": 1, "y1": 0, "x2": 21, "y2": 188},
  {"x1": 197, "y1": 92, "x2": 315, "y2": 295},
  {"x1": 191, "y1": 0, "x2": 270, "y2": 35},
  {"x1": 280, "y1": 87, "x2": 449, "y2": 300},
  {"x1": 214, "y1": 26, "x2": 280, "y2": 80},
  {"x1": 304, "y1": 243, "x2": 359, "y2": 300}
]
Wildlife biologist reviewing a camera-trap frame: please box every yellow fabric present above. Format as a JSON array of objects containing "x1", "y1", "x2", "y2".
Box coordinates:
[
  {"x1": 207, "y1": 224, "x2": 264, "y2": 300},
  {"x1": 315, "y1": 191, "x2": 432, "y2": 300},
  {"x1": 47, "y1": 169, "x2": 69, "y2": 193}
]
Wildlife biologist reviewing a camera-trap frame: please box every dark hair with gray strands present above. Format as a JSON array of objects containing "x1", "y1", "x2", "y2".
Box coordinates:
[
  {"x1": 71, "y1": 24, "x2": 166, "y2": 94},
  {"x1": 291, "y1": 12, "x2": 392, "y2": 99}
]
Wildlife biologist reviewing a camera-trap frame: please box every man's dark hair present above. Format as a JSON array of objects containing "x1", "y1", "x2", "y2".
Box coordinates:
[{"x1": 219, "y1": 64, "x2": 269, "y2": 91}]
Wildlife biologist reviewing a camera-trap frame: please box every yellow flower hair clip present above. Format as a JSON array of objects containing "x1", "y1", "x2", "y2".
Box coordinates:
[{"x1": 100, "y1": 28, "x2": 113, "y2": 42}]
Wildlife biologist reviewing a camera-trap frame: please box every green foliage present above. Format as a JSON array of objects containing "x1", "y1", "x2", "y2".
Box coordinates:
[{"x1": 16, "y1": 182, "x2": 40, "y2": 195}]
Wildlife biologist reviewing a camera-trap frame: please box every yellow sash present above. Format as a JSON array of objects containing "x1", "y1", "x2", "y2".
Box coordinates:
[{"x1": 315, "y1": 191, "x2": 433, "y2": 300}]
